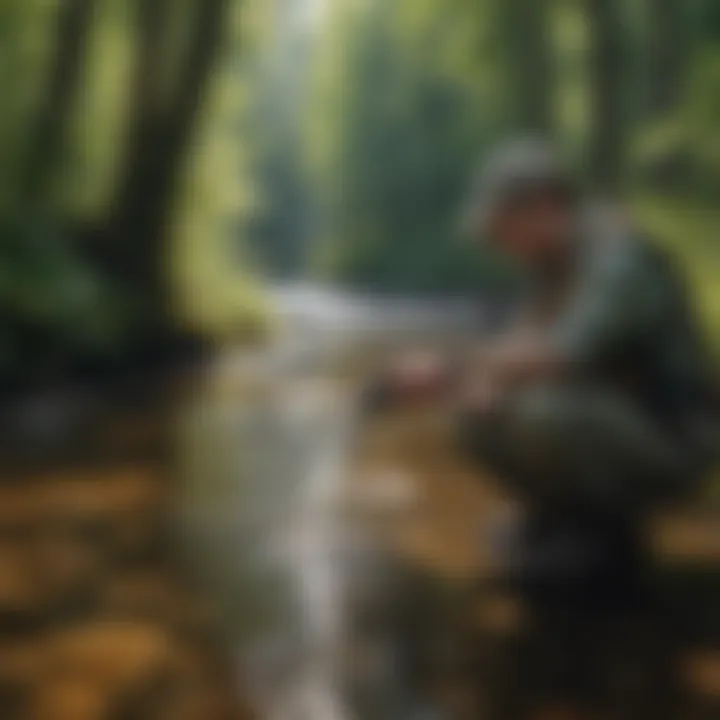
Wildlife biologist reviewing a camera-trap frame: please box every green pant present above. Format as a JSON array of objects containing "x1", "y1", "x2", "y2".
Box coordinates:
[
  {"x1": 458, "y1": 384, "x2": 694, "y2": 715},
  {"x1": 457, "y1": 383, "x2": 699, "y2": 508}
]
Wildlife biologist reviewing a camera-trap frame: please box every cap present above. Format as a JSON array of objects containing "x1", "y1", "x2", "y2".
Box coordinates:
[{"x1": 460, "y1": 137, "x2": 578, "y2": 239}]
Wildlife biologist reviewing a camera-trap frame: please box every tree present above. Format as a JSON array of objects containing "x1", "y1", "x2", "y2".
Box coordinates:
[
  {"x1": 493, "y1": 0, "x2": 555, "y2": 134},
  {"x1": 586, "y1": 0, "x2": 626, "y2": 191},
  {"x1": 0, "y1": 0, "x2": 259, "y2": 389},
  {"x1": 306, "y1": 0, "x2": 517, "y2": 293},
  {"x1": 106, "y1": 0, "x2": 232, "y2": 330},
  {"x1": 20, "y1": 0, "x2": 98, "y2": 207},
  {"x1": 645, "y1": 0, "x2": 687, "y2": 117},
  {"x1": 240, "y1": 0, "x2": 317, "y2": 278}
]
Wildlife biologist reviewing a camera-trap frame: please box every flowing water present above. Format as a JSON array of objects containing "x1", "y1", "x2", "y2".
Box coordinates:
[{"x1": 177, "y1": 285, "x2": 482, "y2": 719}]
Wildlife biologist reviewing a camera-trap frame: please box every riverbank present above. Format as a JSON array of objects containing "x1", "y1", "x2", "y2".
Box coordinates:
[{"x1": 0, "y1": 356, "x2": 254, "y2": 719}]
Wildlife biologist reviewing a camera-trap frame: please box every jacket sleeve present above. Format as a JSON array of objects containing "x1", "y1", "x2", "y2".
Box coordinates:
[{"x1": 551, "y1": 241, "x2": 665, "y2": 366}]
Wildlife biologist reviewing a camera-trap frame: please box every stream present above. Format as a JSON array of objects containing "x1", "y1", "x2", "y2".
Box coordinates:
[{"x1": 177, "y1": 285, "x2": 482, "y2": 719}]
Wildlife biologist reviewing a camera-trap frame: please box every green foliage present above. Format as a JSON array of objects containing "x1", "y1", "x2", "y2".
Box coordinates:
[
  {"x1": 635, "y1": 48, "x2": 720, "y2": 196},
  {"x1": 171, "y1": 0, "x2": 272, "y2": 339},
  {"x1": 0, "y1": 213, "x2": 136, "y2": 388},
  {"x1": 292, "y1": 0, "x2": 718, "y2": 299},
  {"x1": 0, "y1": 0, "x2": 270, "y2": 389},
  {"x1": 635, "y1": 196, "x2": 720, "y2": 344},
  {"x1": 0, "y1": 0, "x2": 57, "y2": 205},
  {"x1": 60, "y1": 0, "x2": 134, "y2": 217},
  {"x1": 305, "y1": 0, "x2": 518, "y2": 293},
  {"x1": 1, "y1": 0, "x2": 719, "y2": 387}
]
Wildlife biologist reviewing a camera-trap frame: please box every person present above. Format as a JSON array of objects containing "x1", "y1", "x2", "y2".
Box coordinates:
[{"x1": 372, "y1": 137, "x2": 719, "y2": 717}]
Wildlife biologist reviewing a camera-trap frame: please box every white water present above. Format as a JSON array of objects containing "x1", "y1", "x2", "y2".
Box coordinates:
[{"x1": 178, "y1": 286, "x2": 481, "y2": 719}]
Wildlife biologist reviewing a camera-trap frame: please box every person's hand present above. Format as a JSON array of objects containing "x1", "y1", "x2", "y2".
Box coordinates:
[
  {"x1": 455, "y1": 372, "x2": 503, "y2": 416},
  {"x1": 386, "y1": 350, "x2": 448, "y2": 398},
  {"x1": 474, "y1": 330, "x2": 555, "y2": 386},
  {"x1": 362, "y1": 350, "x2": 449, "y2": 415}
]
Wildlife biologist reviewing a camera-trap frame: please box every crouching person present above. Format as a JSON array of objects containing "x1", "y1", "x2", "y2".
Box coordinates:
[{"x1": 451, "y1": 139, "x2": 719, "y2": 718}]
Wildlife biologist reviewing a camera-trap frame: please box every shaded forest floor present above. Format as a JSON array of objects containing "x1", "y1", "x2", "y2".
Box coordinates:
[
  {"x1": 0, "y1": 314, "x2": 718, "y2": 718},
  {"x1": 0, "y1": 371, "x2": 251, "y2": 719}
]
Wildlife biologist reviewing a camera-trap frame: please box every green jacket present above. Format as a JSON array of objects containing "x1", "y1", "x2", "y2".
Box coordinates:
[{"x1": 547, "y1": 204, "x2": 717, "y2": 438}]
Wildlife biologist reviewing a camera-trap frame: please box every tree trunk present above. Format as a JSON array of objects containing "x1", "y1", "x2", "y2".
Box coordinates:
[
  {"x1": 586, "y1": 0, "x2": 626, "y2": 192},
  {"x1": 20, "y1": 0, "x2": 98, "y2": 206},
  {"x1": 646, "y1": 0, "x2": 687, "y2": 117},
  {"x1": 496, "y1": 0, "x2": 555, "y2": 134},
  {"x1": 107, "y1": 0, "x2": 231, "y2": 330}
]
